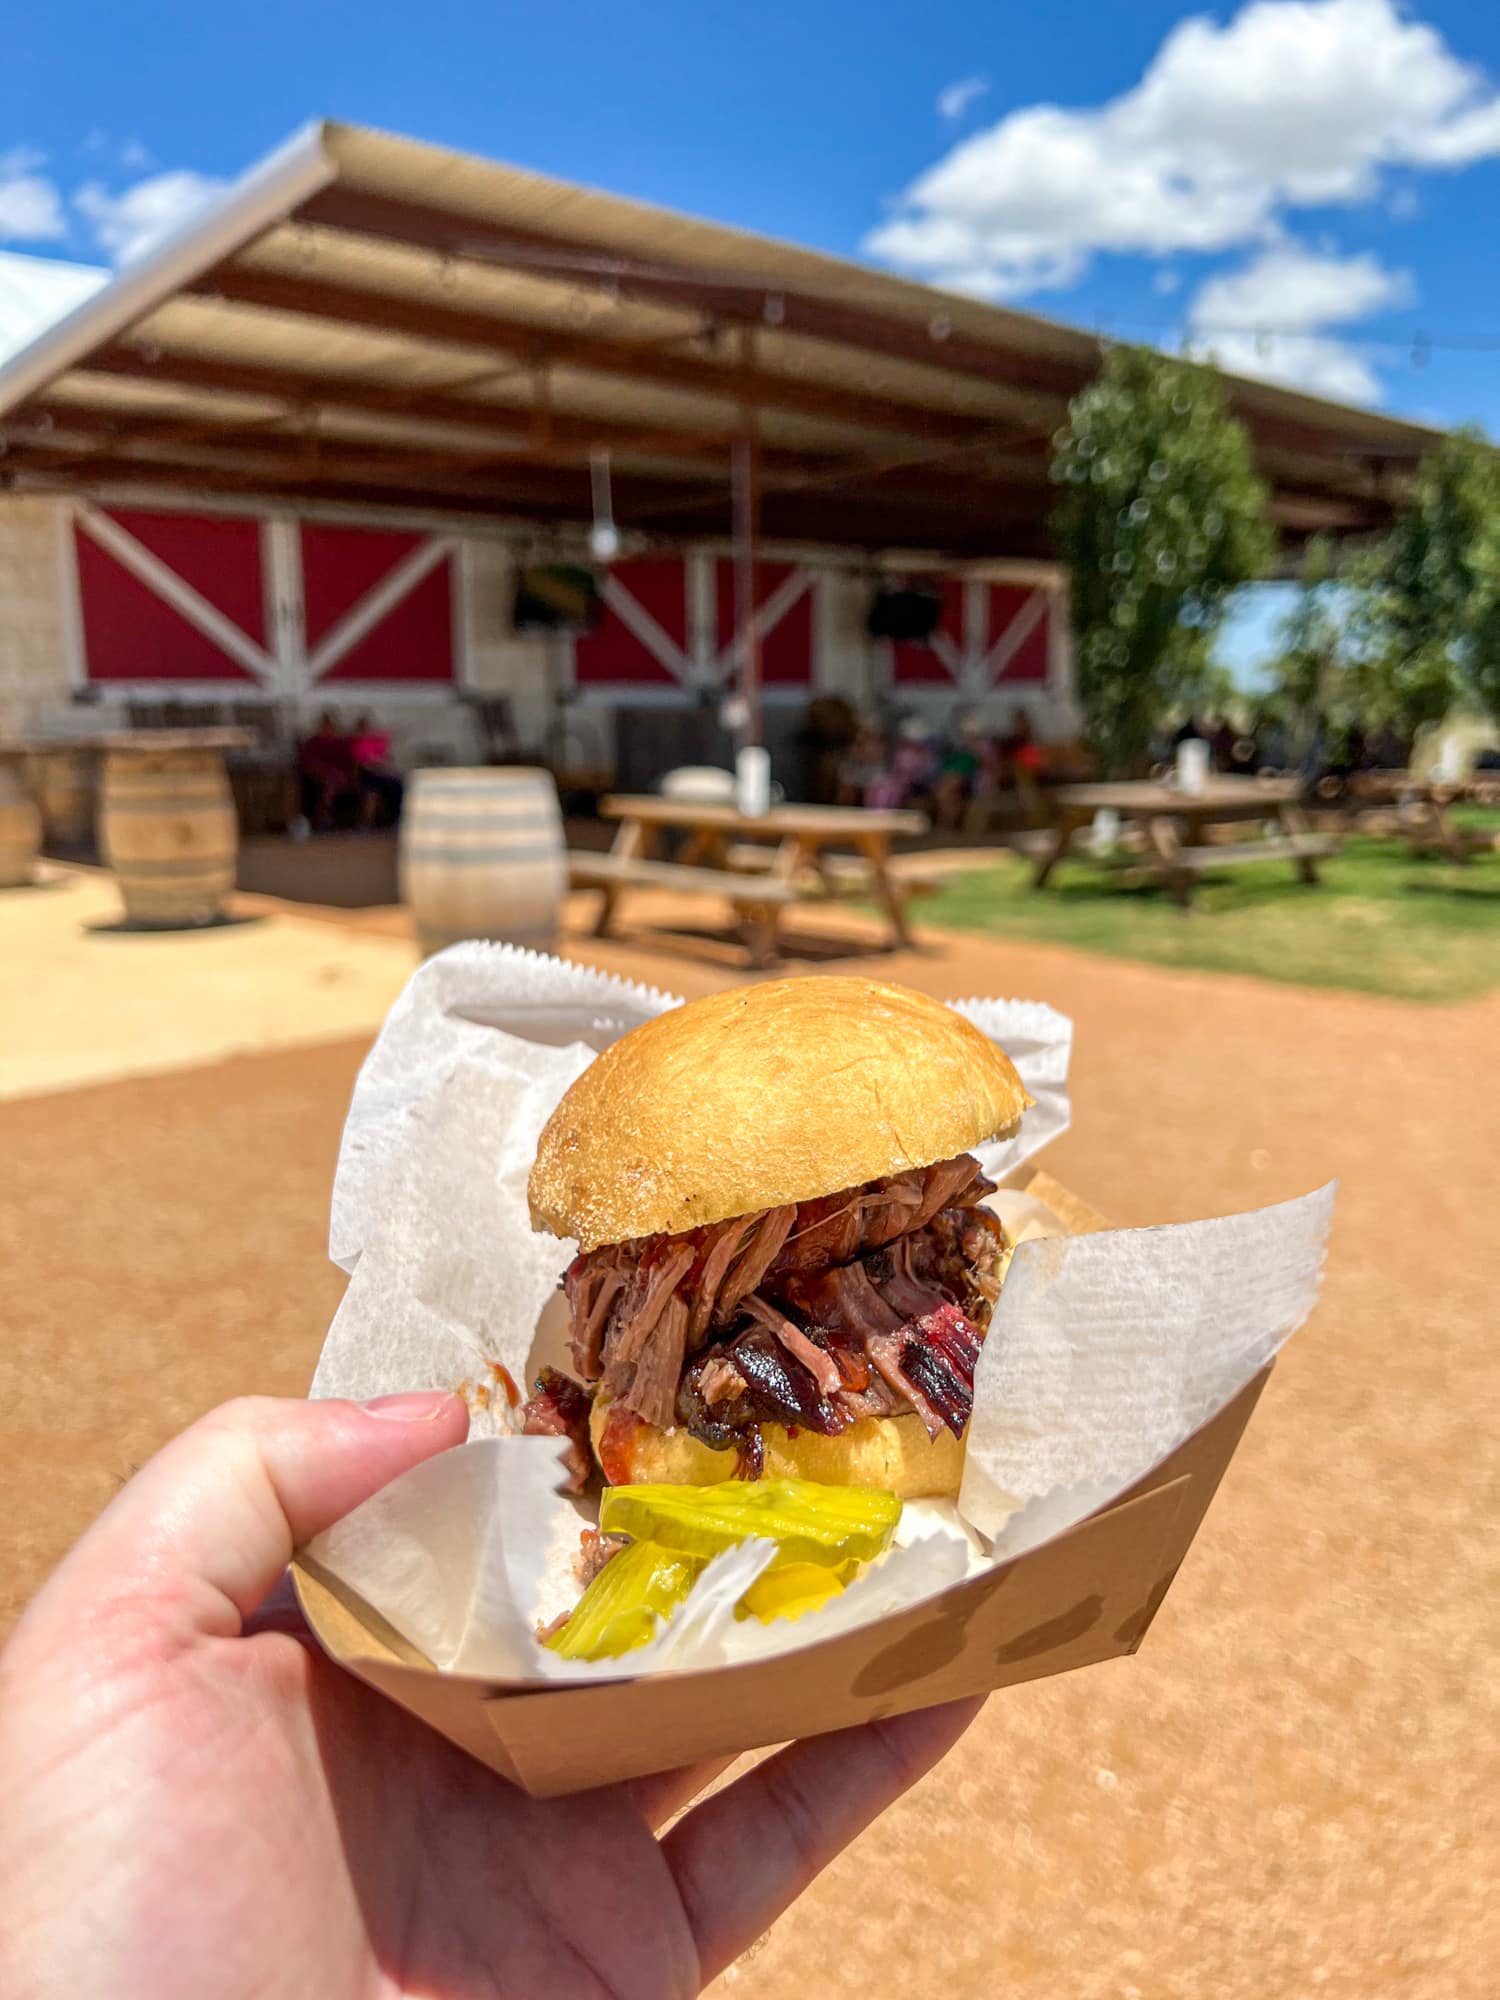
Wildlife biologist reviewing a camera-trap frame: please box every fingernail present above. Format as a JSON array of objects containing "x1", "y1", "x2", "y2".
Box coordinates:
[{"x1": 359, "y1": 1391, "x2": 460, "y2": 1423}]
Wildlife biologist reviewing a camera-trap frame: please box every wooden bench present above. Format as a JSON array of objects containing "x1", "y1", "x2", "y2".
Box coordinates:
[
  {"x1": 720, "y1": 842, "x2": 941, "y2": 899},
  {"x1": 1159, "y1": 833, "x2": 1338, "y2": 904},
  {"x1": 1173, "y1": 836, "x2": 1338, "y2": 870},
  {"x1": 568, "y1": 852, "x2": 807, "y2": 966}
]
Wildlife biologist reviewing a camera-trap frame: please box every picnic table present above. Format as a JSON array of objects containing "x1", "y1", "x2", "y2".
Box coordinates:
[
  {"x1": 570, "y1": 795, "x2": 929, "y2": 967},
  {"x1": 1031, "y1": 777, "x2": 1336, "y2": 908},
  {"x1": 1348, "y1": 770, "x2": 1499, "y2": 862}
]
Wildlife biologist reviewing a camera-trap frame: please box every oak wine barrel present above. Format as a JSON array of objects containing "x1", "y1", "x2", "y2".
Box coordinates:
[
  {"x1": 400, "y1": 767, "x2": 566, "y2": 956},
  {"x1": 34, "y1": 747, "x2": 96, "y2": 846},
  {"x1": 0, "y1": 755, "x2": 41, "y2": 888},
  {"x1": 99, "y1": 746, "x2": 238, "y2": 926}
]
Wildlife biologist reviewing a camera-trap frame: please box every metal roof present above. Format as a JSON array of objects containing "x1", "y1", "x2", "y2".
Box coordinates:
[{"x1": 0, "y1": 119, "x2": 1441, "y2": 557}]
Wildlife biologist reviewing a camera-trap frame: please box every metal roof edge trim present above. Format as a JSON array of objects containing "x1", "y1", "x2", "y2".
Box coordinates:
[{"x1": 0, "y1": 121, "x2": 339, "y2": 420}]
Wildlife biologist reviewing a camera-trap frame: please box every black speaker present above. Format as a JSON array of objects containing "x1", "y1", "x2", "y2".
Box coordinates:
[
  {"x1": 513, "y1": 563, "x2": 603, "y2": 634},
  {"x1": 867, "y1": 586, "x2": 942, "y2": 643}
]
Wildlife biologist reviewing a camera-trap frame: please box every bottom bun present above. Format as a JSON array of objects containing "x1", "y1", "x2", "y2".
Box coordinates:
[{"x1": 590, "y1": 1393, "x2": 964, "y2": 1500}]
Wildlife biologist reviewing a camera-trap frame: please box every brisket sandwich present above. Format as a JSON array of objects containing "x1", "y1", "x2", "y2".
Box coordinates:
[{"x1": 522, "y1": 976, "x2": 1031, "y2": 1498}]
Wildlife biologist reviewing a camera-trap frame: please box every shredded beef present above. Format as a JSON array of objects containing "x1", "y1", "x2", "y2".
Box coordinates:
[
  {"x1": 519, "y1": 1367, "x2": 595, "y2": 1491},
  {"x1": 727, "y1": 1325, "x2": 847, "y2": 1436},
  {"x1": 713, "y1": 1205, "x2": 797, "y2": 1324},
  {"x1": 560, "y1": 1152, "x2": 1005, "y2": 1470},
  {"x1": 781, "y1": 1259, "x2": 907, "y2": 1344},
  {"x1": 564, "y1": 1256, "x2": 628, "y2": 1379},
  {"x1": 620, "y1": 1291, "x2": 689, "y2": 1428},
  {"x1": 739, "y1": 1293, "x2": 843, "y2": 1396},
  {"x1": 687, "y1": 1214, "x2": 755, "y2": 1342},
  {"x1": 575, "y1": 1528, "x2": 629, "y2": 1587}
]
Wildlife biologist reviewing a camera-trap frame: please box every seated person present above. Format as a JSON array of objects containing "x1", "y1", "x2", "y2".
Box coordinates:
[
  {"x1": 837, "y1": 723, "x2": 888, "y2": 807},
  {"x1": 1001, "y1": 710, "x2": 1048, "y2": 825},
  {"x1": 866, "y1": 719, "x2": 937, "y2": 811},
  {"x1": 933, "y1": 710, "x2": 988, "y2": 831},
  {"x1": 297, "y1": 710, "x2": 359, "y2": 831},
  {"x1": 350, "y1": 712, "x2": 404, "y2": 828}
]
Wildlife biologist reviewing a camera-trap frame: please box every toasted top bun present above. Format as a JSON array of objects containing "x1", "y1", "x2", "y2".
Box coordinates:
[{"x1": 529, "y1": 975, "x2": 1031, "y2": 1250}]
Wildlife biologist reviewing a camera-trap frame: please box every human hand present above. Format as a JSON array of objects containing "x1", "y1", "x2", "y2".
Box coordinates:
[{"x1": 0, "y1": 1393, "x2": 980, "y2": 1999}]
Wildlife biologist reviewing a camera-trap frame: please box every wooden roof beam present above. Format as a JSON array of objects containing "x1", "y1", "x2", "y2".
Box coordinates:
[
  {"x1": 27, "y1": 367, "x2": 863, "y2": 484},
  {"x1": 7, "y1": 442, "x2": 1041, "y2": 554},
  {"x1": 5, "y1": 403, "x2": 1042, "y2": 526},
  {"x1": 183, "y1": 263, "x2": 1002, "y2": 443},
  {"x1": 295, "y1": 186, "x2": 1092, "y2": 401},
  {"x1": 44, "y1": 348, "x2": 856, "y2": 480},
  {"x1": 0, "y1": 420, "x2": 775, "y2": 517}
]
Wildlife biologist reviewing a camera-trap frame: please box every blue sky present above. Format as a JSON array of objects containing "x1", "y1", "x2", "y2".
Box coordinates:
[{"x1": 5, "y1": 0, "x2": 1500, "y2": 677}]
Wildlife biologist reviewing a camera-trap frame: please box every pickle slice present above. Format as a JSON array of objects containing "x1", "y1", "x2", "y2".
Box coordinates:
[
  {"x1": 599, "y1": 1479, "x2": 901, "y2": 1570},
  {"x1": 738, "y1": 1561, "x2": 846, "y2": 1625},
  {"x1": 544, "y1": 1540, "x2": 703, "y2": 1661}
]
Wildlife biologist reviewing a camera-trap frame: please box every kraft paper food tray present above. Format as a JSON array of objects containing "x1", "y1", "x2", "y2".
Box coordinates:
[{"x1": 293, "y1": 1167, "x2": 1272, "y2": 1799}]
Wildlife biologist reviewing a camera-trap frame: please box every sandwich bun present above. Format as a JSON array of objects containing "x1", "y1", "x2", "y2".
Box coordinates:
[
  {"x1": 590, "y1": 1392, "x2": 966, "y2": 1500},
  {"x1": 530, "y1": 975, "x2": 1031, "y2": 1251}
]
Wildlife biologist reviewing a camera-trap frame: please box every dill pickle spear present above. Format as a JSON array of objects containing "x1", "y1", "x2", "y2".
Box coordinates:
[
  {"x1": 738, "y1": 1561, "x2": 846, "y2": 1624},
  {"x1": 598, "y1": 1479, "x2": 901, "y2": 1570},
  {"x1": 544, "y1": 1540, "x2": 703, "y2": 1661}
]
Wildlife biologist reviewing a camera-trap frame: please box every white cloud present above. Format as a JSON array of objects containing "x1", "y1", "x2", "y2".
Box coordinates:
[
  {"x1": 120, "y1": 140, "x2": 152, "y2": 171},
  {"x1": 1152, "y1": 267, "x2": 1182, "y2": 296},
  {"x1": 1193, "y1": 330, "x2": 1384, "y2": 402},
  {"x1": 1185, "y1": 243, "x2": 1412, "y2": 402},
  {"x1": 937, "y1": 75, "x2": 989, "y2": 122},
  {"x1": 0, "y1": 150, "x2": 65, "y2": 243},
  {"x1": 75, "y1": 168, "x2": 225, "y2": 264},
  {"x1": 1190, "y1": 243, "x2": 1412, "y2": 331},
  {"x1": 867, "y1": 0, "x2": 1500, "y2": 297},
  {"x1": 0, "y1": 249, "x2": 107, "y2": 365}
]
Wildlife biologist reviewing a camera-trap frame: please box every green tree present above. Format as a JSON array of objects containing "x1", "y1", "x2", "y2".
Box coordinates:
[
  {"x1": 1467, "y1": 525, "x2": 1500, "y2": 725},
  {"x1": 1051, "y1": 345, "x2": 1273, "y2": 775},
  {"x1": 1356, "y1": 427, "x2": 1500, "y2": 734},
  {"x1": 1265, "y1": 535, "x2": 1352, "y2": 759}
]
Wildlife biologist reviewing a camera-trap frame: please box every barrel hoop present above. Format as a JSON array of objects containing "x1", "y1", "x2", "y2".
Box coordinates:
[
  {"x1": 402, "y1": 841, "x2": 565, "y2": 867},
  {"x1": 406, "y1": 811, "x2": 558, "y2": 834},
  {"x1": 102, "y1": 807, "x2": 233, "y2": 822}
]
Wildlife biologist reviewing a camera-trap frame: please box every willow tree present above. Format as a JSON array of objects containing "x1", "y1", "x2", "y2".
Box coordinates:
[{"x1": 1051, "y1": 346, "x2": 1273, "y2": 774}]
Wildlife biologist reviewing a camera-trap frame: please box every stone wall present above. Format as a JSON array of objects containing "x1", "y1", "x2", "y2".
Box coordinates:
[{"x1": 0, "y1": 495, "x2": 70, "y2": 736}]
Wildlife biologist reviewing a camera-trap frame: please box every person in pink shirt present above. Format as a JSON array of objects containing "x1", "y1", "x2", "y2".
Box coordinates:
[{"x1": 350, "y1": 712, "x2": 404, "y2": 828}]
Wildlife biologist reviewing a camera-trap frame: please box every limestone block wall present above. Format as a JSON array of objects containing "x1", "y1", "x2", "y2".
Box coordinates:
[{"x1": 0, "y1": 495, "x2": 70, "y2": 736}]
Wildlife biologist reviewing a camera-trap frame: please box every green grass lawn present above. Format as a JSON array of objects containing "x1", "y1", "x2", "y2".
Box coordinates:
[{"x1": 912, "y1": 812, "x2": 1500, "y2": 1003}]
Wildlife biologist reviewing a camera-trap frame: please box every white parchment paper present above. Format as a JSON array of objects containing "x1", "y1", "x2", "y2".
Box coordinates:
[{"x1": 306, "y1": 945, "x2": 1330, "y2": 1681}]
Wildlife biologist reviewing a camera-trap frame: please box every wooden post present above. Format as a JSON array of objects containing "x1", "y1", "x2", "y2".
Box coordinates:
[
  {"x1": 733, "y1": 328, "x2": 763, "y2": 753},
  {"x1": 732, "y1": 433, "x2": 763, "y2": 751}
]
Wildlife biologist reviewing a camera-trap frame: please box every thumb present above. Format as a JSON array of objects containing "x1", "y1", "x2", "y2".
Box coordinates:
[{"x1": 28, "y1": 1392, "x2": 468, "y2": 1648}]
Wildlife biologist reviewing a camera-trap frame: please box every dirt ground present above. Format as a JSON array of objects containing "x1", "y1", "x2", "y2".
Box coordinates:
[{"x1": 1, "y1": 897, "x2": 1496, "y2": 1999}]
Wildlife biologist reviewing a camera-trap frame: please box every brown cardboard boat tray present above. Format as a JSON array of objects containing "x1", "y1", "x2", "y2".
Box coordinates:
[{"x1": 294, "y1": 1166, "x2": 1270, "y2": 1798}]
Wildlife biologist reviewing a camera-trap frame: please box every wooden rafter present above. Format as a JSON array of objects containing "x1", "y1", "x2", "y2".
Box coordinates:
[
  {"x1": 39, "y1": 352, "x2": 865, "y2": 480},
  {"x1": 268, "y1": 192, "x2": 1432, "y2": 476},
  {"x1": 6, "y1": 396, "x2": 1052, "y2": 512},
  {"x1": 182, "y1": 262, "x2": 1006, "y2": 442},
  {"x1": 4, "y1": 442, "x2": 1050, "y2": 554},
  {"x1": 295, "y1": 186, "x2": 1090, "y2": 401}
]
